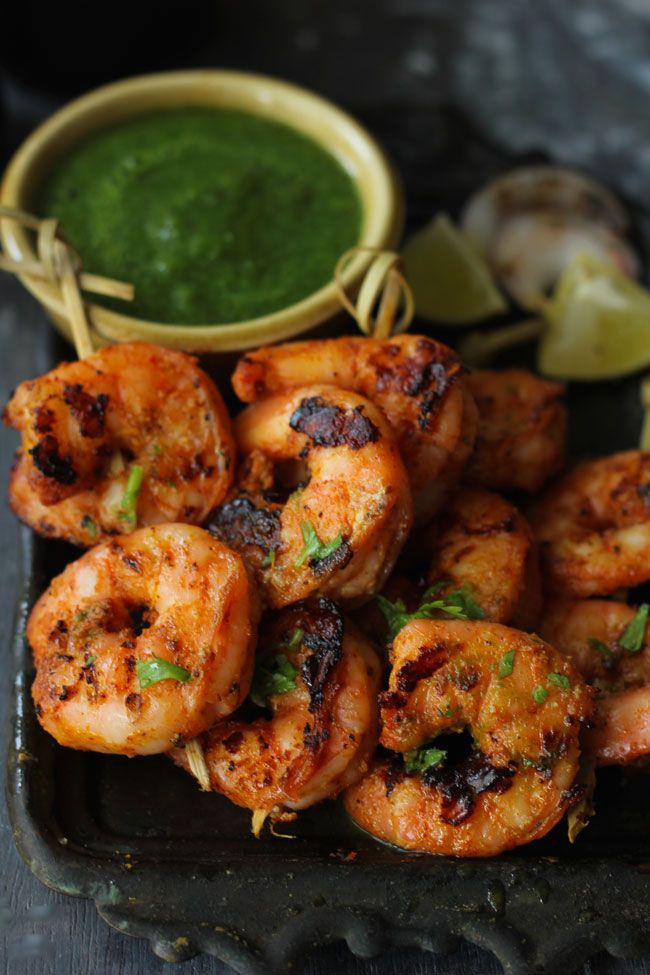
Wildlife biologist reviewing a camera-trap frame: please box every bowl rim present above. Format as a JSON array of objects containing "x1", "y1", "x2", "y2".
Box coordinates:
[{"x1": 0, "y1": 69, "x2": 404, "y2": 351}]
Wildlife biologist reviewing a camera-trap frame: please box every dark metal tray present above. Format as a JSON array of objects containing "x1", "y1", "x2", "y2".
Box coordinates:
[{"x1": 6, "y1": 106, "x2": 650, "y2": 975}]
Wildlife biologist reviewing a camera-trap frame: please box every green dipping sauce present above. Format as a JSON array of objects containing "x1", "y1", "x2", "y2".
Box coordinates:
[{"x1": 38, "y1": 107, "x2": 362, "y2": 324}]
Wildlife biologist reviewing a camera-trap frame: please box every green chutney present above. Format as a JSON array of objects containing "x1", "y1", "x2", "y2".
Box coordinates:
[{"x1": 38, "y1": 107, "x2": 362, "y2": 324}]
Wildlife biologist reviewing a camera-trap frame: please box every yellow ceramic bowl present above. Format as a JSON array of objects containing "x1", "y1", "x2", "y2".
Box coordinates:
[{"x1": 0, "y1": 70, "x2": 403, "y2": 353}]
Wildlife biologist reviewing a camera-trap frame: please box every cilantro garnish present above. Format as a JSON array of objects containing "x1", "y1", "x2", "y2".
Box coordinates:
[
  {"x1": 404, "y1": 744, "x2": 447, "y2": 774},
  {"x1": 376, "y1": 581, "x2": 484, "y2": 642},
  {"x1": 136, "y1": 656, "x2": 192, "y2": 689},
  {"x1": 250, "y1": 653, "x2": 298, "y2": 707},
  {"x1": 294, "y1": 521, "x2": 343, "y2": 568},
  {"x1": 547, "y1": 672, "x2": 571, "y2": 690},
  {"x1": 499, "y1": 650, "x2": 516, "y2": 679},
  {"x1": 589, "y1": 637, "x2": 614, "y2": 665},
  {"x1": 81, "y1": 514, "x2": 98, "y2": 538},
  {"x1": 532, "y1": 685, "x2": 549, "y2": 705},
  {"x1": 619, "y1": 603, "x2": 649, "y2": 653},
  {"x1": 118, "y1": 464, "x2": 144, "y2": 526}
]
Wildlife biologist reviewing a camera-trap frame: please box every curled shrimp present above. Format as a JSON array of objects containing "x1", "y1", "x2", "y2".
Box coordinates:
[
  {"x1": 465, "y1": 369, "x2": 567, "y2": 493},
  {"x1": 231, "y1": 334, "x2": 478, "y2": 523},
  {"x1": 4, "y1": 342, "x2": 234, "y2": 547},
  {"x1": 427, "y1": 487, "x2": 541, "y2": 629},
  {"x1": 529, "y1": 450, "x2": 650, "y2": 597},
  {"x1": 540, "y1": 599, "x2": 650, "y2": 766},
  {"x1": 27, "y1": 524, "x2": 256, "y2": 755},
  {"x1": 207, "y1": 385, "x2": 412, "y2": 607},
  {"x1": 173, "y1": 597, "x2": 381, "y2": 827},
  {"x1": 344, "y1": 619, "x2": 591, "y2": 856}
]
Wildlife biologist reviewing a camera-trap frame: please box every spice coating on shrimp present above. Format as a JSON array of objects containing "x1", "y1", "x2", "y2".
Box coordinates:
[
  {"x1": 344, "y1": 619, "x2": 591, "y2": 856},
  {"x1": 173, "y1": 598, "x2": 381, "y2": 821},
  {"x1": 4, "y1": 342, "x2": 234, "y2": 546},
  {"x1": 231, "y1": 334, "x2": 478, "y2": 523},
  {"x1": 28, "y1": 524, "x2": 256, "y2": 755},
  {"x1": 540, "y1": 598, "x2": 650, "y2": 766},
  {"x1": 207, "y1": 385, "x2": 413, "y2": 607},
  {"x1": 466, "y1": 368, "x2": 567, "y2": 493},
  {"x1": 529, "y1": 450, "x2": 650, "y2": 597},
  {"x1": 428, "y1": 487, "x2": 541, "y2": 629}
]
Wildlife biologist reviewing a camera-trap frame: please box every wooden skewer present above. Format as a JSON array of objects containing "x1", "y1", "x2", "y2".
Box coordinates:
[{"x1": 334, "y1": 246, "x2": 414, "y2": 338}]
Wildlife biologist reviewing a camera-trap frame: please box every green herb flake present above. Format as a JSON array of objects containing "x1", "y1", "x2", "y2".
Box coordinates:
[
  {"x1": 294, "y1": 520, "x2": 343, "y2": 568},
  {"x1": 118, "y1": 464, "x2": 145, "y2": 526},
  {"x1": 136, "y1": 656, "x2": 192, "y2": 689},
  {"x1": 152, "y1": 443, "x2": 162, "y2": 456},
  {"x1": 83, "y1": 656, "x2": 96, "y2": 668},
  {"x1": 262, "y1": 549, "x2": 277, "y2": 568},
  {"x1": 589, "y1": 637, "x2": 614, "y2": 665},
  {"x1": 81, "y1": 514, "x2": 98, "y2": 538},
  {"x1": 404, "y1": 744, "x2": 447, "y2": 774},
  {"x1": 443, "y1": 584, "x2": 486, "y2": 621},
  {"x1": 499, "y1": 649, "x2": 516, "y2": 679},
  {"x1": 619, "y1": 603, "x2": 649, "y2": 653},
  {"x1": 376, "y1": 581, "x2": 484, "y2": 642},
  {"x1": 437, "y1": 704, "x2": 454, "y2": 719},
  {"x1": 284, "y1": 628, "x2": 304, "y2": 651},
  {"x1": 547, "y1": 672, "x2": 571, "y2": 690},
  {"x1": 532, "y1": 684, "x2": 549, "y2": 705},
  {"x1": 250, "y1": 653, "x2": 298, "y2": 707}
]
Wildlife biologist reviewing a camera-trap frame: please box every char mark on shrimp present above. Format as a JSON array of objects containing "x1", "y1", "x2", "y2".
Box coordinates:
[
  {"x1": 294, "y1": 596, "x2": 344, "y2": 712},
  {"x1": 289, "y1": 396, "x2": 380, "y2": 450},
  {"x1": 206, "y1": 495, "x2": 282, "y2": 553},
  {"x1": 29, "y1": 435, "x2": 77, "y2": 485},
  {"x1": 423, "y1": 750, "x2": 515, "y2": 825},
  {"x1": 394, "y1": 642, "x2": 449, "y2": 693},
  {"x1": 62, "y1": 384, "x2": 109, "y2": 438},
  {"x1": 310, "y1": 538, "x2": 353, "y2": 577}
]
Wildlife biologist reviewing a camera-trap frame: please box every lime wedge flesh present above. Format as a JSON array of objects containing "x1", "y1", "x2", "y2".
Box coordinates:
[
  {"x1": 539, "y1": 252, "x2": 650, "y2": 380},
  {"x1": 402, "y1": 213, "x2": 508, "y2": 325}
]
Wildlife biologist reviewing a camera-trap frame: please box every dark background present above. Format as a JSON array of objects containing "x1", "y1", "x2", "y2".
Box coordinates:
[{"x1": 2, "y1": 1, "x2": 650, "y2": 972}]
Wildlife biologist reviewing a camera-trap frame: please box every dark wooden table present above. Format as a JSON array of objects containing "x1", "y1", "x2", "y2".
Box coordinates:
[{"x1": 3, "y1": 2, "x2": 650, "y2": 971}]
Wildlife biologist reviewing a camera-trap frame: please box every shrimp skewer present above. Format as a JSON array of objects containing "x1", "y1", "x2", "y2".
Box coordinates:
[
  {"x1": 27, "y1": 524, "x2": 257, "y2": 756},
  {"x1": 4, "y1": 342, "x2": 234, "y2": 546},
  {"x1": 232, "y1": 334, "x2": 478, "y2": 524},
  {"x1": 208, "y1": 384, "x2": 412, "y2": 607},
  {"x1": 539, "y1": 598, "x2": 650, "y2": 765},
  {"x1": 344, "y1": 619, "x2": 591, "y2": 856},
  {"x1": 173, "y1": 597, "x2": 381, "y2": 828},
  {"x1": 529, "y1": 450, "x2": 650, "y2": 597}
]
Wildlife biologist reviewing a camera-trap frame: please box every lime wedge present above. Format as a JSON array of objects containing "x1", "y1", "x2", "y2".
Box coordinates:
[
  {"x1": 401, "y1": 213, "x2": 508, "y2": 325},
  {"x1": 539, "y1": 252, "x2": 650, "y2": 380}
]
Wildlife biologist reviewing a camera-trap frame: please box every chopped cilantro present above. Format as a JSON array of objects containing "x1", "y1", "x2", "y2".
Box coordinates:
[
  {"x1": 118, "y1": 464, "x2": 144, "y2": 526},
  {"x1": 283, "y1": 628, "x2": 304, "y2": 651},
  {"x1": 152, "y1": 444, "x2": 162, "y2": 456},
  {"x1": 262, "y1": 549, "x2": 277, "y2": 568},
  {"x1": 250, "y1": 653, "x2": 298, "y2": 707},
  {"x1": 499, "y1": 650, "x2": 516, "y2": 679},
  {"x1": 619, "y1": 603, "x2": 649, "y2": 653},
  {"x1": 136, "y1": 656, "x2": 192, "y2": 689},
  {"x1": 376, "y1": 581, "x2": 484, "y2": 642},
  {"x1": 589, "y1": 637, "x2": 614, "y2": 665},
  {"x1": 294, "y1": 521, "x2": 343, "y2": 568},
  {"x1": 532, "y1": 685, "x2": 549, "y2": 705},
  {"x1": 81, "y1": 515, "x2": 98, "y2": 538},
  {"x1": 547, "y1": 672, "x2": 571, "y2": 690},
  {"x1": 404, "y1": 744, "x2": 447, "y2": 774}
]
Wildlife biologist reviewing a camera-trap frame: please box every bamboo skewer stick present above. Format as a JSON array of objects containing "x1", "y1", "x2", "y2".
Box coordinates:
[{"x1": 334, "y1": 247, "x2": 414, "y2": 338}]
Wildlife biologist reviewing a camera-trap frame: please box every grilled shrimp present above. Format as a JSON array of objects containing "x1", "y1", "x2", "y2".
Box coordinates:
[
  {"x1": 465, "y1": 369, "x2": 566, "y2": 493},
  {"x1": 428, "y1": 487, "x2": 541, "y2": 629},
  {"x1": 540, "y1": 599, "x2": 650, "y2": 765},
  {"x1": 344, "y1": 619, "x2": 591, "y2": 856},
  {"x1": 231, "y1": 335, "x2": 478, "y2": 523},
  {"x1": 4, "y1": 342, "x2": 234, "y2": 547},
  {"x1": 529, "y1": 451, "x2": 650, "y2": 597},
  {"x1": 28, "y1": 524, "x2": 256, "y2": 755},
  {"x1": 207, "y1": 385, "x2": 412, "y2": 607},
  {"x1": 173, "y1": 597, "x2": 381, "y2": 825}
]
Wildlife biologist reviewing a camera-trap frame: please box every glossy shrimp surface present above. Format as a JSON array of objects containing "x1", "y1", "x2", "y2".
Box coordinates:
[
  {"x1": 428, "y1": 487, "x2": 541, "y2": 629},
  {"x1": 529, "y1": 450, "x2": 650, "y2": 597},
  {"x1": 28, "y1": 524, "x2": 256, "y2": 755},
  {"x1": 344, "y1": 619, "x2": 591, "y2": 856},
  {"x1": 465, "y1": 368, "x2": 566, "y2": 493},
  {"x1": 4, "y1": 342, "x2": 234, "y2": 546},
  {"x1": 540, "y1": 599, "x2": 650, "y2": 765},
  {"x1": 232, "y1": 334, "x2": 478, "y2": 523},
  {"x1": 173, "y1": 598, "x2": 381, "y2": 821},
  {"x1": 207, "y1": 384, "x2": 412, "y2": 607}
]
